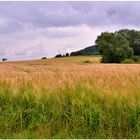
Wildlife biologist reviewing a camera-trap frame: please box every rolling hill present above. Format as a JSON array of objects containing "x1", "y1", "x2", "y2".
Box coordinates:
[{"x1": 70, "y1": 45, "x2": 99, "y2": 56}]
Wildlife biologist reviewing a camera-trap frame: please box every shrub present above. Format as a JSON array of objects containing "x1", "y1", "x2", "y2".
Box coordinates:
[
  {"x1": 133, "y1": 56, "x2": 140, "y2": 62},
  {"x1": 41, "y1": 57, "x2": 47, "y2": 59},
  {"x1": 55, "y1": 54, "x2": 62, "y2": 58},
  {"x1": 83, "y1": 60, "x2": 92, "y2": 63},
  {"x1": 122, "y1": 59, "x2": 134, "y2": 64},
  {"x1": 2, "y1": 58, "x2": 7, "y2": 62}
]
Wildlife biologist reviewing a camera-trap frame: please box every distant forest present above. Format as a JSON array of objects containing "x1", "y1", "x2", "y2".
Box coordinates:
[{"x1": 70, "y1": 45, "x2": 99, "y2": 56}]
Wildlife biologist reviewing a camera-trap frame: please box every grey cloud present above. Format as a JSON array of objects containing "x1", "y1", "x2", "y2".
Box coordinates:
[
  {"x1": 106, "y1": 2, "x2": 140, "y2": 27},
  {"x1": 15, "y1": 51, "x2": 26, "y2": 56},
  {"x1": 40, "y1": 29, "x2": 81, "y2": 39},
  {"x1": 29, "y1": 46, "x2": 47, "y2": 58},
  {"x1": 0, "y1": 1, "x2": 140, "y2": 31},
  {"x1": 0, "y1": 47, "x2": 5, "y2": 56},
  {"x1": 15, "y1": 45, "x2": 47, "y2": 59},
  {"x1": 0, "y1": 20, "x2": 24, "y2": 34}
]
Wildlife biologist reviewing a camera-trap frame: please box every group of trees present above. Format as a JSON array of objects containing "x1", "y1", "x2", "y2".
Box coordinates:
[
  {"x1": 95, "y1": 29, "x2": 140, "y2": 63},
  {"x1": 55, "y1": 53, "x2": 69, "y2": 58}
]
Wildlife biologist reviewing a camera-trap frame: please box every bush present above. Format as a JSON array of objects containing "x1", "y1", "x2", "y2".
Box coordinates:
[
  {"x1": 83, "y1": 60, "x2": 92, "y2": 63},
  {"x1": 55, "y1": 54, "x2": 62, "y2": 58},
  {"x1": 41, "y1": 57, "x2": 47, "y2": 59},
  {"x1": 133, "y1": 56, "x2": 140, "y2": 62},
  {"x1": 2, "y1": 58, "x2": 7, "y2": 62},
  {"x1": 122, "y1": 59, "x2": 134, "y2": 64}
]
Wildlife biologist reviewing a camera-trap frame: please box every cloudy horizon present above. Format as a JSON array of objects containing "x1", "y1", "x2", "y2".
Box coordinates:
[{"x1": 0, "y1": 1, "x2": 140, "y2": 60}]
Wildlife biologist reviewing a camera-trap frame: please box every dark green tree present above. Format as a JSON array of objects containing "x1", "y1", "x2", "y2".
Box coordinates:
[
  {"x1": 95, "y1": 32, "x2": 134, "y2": 63},
  {"x1": 66, "y1": 53, "x2": 69, "y2": 57},
  {"x1": 116, "y1": 29, "x2": 140, "y2": 55},
  {"x1": 2, "y1": 58, "x2": 7, "y2": 62}
]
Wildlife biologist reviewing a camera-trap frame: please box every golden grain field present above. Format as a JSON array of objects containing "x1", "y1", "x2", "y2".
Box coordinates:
[{"x1": 0, "y1": 56, "x2": 140, "y2": 95}]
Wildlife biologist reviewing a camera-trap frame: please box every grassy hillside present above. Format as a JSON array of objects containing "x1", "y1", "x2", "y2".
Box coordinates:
[{"x1": 1, "y1": 56, "x2": 140, "y2": 138}]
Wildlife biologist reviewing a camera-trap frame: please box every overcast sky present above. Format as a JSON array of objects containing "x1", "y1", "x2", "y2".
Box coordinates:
[{"x1": 0, "y1": 1, "x2": 140, "y2": 60}]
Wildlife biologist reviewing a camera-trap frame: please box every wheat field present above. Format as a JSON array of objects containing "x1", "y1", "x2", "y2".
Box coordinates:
[{"x1": 1, "y1": 56, "x2": 140, "y2": 138}]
